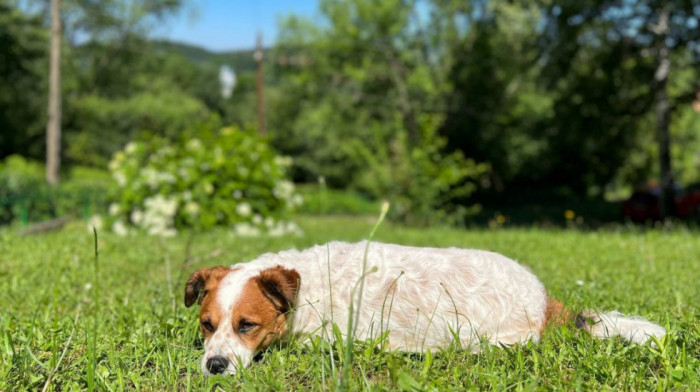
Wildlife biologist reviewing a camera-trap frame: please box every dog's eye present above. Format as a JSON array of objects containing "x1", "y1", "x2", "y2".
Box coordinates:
[
  {"x1": 201, "y1": 320, "x2": 215, "y2": 333},
  {"x1": 238, "y1": 320, "x2": 257, "y2": 334}
]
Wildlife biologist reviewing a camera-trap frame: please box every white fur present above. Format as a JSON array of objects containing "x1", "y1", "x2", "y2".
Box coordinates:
[
  {"x1": 202, "y1": 241, "x2": 665, "y2": 374},
  {"x1": 582, "y1": 311, "x2": 666, "y2": 345}
]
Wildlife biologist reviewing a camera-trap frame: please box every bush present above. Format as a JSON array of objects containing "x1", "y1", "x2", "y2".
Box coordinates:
[
  {"x1": 58, "y1": 166, "x2": 116, "y2": 223},
  {"x1": 65, "y1": 78, "x2": 214, "y2": 168},
  {"x1": 0, "y1": 155, "x2": 115, "y2": 225},
  {"x1": 296, "y1": 182, "x2": 380, "y2": 215},
  {"x1": 107, "y1": 125, "x2": 302, "y2": 236},
  {"x1": 350, "y1": 115, "x2": 489, "y2": 226},
  {"x1": 0, "y1": 155, "x2": 46, "y2": 224}
]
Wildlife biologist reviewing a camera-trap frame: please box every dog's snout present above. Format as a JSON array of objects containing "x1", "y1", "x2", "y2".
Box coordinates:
[{"x1": 206, "y1": 356, "x2": 229, "y2": 375}]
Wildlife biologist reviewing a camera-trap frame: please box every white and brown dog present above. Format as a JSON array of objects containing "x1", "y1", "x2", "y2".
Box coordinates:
[{"x1": 184, "y1": 241, "x2": 666, "y2": 376}]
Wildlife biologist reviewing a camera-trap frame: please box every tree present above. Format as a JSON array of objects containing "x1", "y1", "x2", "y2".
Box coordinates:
[
  {"x1": 46, "y1": 0, "x2": 61, "y2": 184},
  {"x1": 0, "y1": 1, "x2": 47, "y2": 161},
  {"x1": 538, "y1": 0, "x2": 700, "y2": 206},
  {"x1": 651, "y1": 7, "x2": 674, "y2": 217},
  {"x1": 272, "y1": 0, "x2": 450, "y2": 185},
  {"x1": 271, "y1": 0, "x2": 700, "y2": 210},
  {"x1": 441, "y1": 1, "x2": 552, "y2": 194},
  {"x1": 271, "y1": 0, "x2": 487, "y2": 224},
  {"x1": 46, "y1": 0, "x2": 191, "y2": 167}
]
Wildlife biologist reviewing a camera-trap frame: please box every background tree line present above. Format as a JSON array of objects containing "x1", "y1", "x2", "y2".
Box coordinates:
[
  {"x1": 271, "y1": 0, "x2": 700, "y2": 205},
  {"x1": 1, "y1": 0, "x2": 699, "y2": 224}
]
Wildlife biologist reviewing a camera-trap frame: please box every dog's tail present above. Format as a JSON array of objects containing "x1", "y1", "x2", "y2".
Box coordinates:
[
  {"x1": 577, "y1": 310, "x2": 666, "y2": 344},
  {"x1": 545, "y1": 298, "x2": 666, "y2": 344}
]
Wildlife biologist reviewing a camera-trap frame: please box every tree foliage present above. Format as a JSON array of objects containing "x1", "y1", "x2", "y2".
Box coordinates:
[
  {"x1": 0, "y1": 1, "x2": 48, "y2": 160},
  {"x1": 1, "y1": 0, "x2": 217, "y2": 168},
  {"x1": 269, "y1": 0, "x2": 488, "y2": 223},
  {"x1": 535, "y1": 0, "x2": 700, "y2": 196}
]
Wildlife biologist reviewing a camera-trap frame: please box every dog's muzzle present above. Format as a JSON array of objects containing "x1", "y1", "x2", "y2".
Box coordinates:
[{"x1": 206, "y1": 356, "x2": 229, "y2": 375}]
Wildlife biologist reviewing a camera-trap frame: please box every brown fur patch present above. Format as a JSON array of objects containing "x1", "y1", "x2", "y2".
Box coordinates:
[
  {"x1": 541, "y1": 297, "x2": 574, "y2": 334},
  {"x1": 185, "y1": 266, "x2": 236, "y2": 307},
  {"x1": 184, "y1": 266, "x2": 239, "y2": 339},
  {"x1": 197, "y1": 267, "x2": 235, "y2": 338},
  {"x1": 231, "y1": 276, "x2": 291, "y2": 351},
  {"x1": 257, "y1": 266, "x2": 300, "y2": 313}
]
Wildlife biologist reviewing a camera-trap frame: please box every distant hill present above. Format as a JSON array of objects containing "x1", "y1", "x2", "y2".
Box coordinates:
[{"x1": 152, "y1": 40, "x2": 258, "y2": 72}]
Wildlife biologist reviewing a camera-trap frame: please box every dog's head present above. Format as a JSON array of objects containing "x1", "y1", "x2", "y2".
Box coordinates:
[{"x1": 184, "y1": 265, "x2": 300, "y2": 375}]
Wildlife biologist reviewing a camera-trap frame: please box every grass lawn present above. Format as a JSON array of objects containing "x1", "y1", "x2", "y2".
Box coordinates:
[{"x1": 1, "y1": 215, "x2": 698, "y2": 391}]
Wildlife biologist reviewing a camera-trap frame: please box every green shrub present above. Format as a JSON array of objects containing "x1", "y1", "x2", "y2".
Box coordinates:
[
  {"x1": 58, "y1": 166, "x2": 116, "y2": 222},
  {"x1": 350, "y1": 115, "x2": 489, "y2": 226},
  {"x1": 0, "y1": 155, "x2": 115, "y2": 225},
  {"x1": 296, "y1": 182, "x2": 380, "y2": 215},
  {"x1": 0, "y1": 155, "x2": 46, "y2": 224},
  {"x1": 66, "y1": 81, "x2": 214, "y2": 168},
  {"x1": 107, "y1": 125, "x2": 302, "y2": 236}
]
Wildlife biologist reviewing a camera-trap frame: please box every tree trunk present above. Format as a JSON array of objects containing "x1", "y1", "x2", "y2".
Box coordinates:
[
  {"x1": 46, "y1": 0, "x2": 62, "y2": 185},
  {"x1": 255, "y1": 32, "x2": 266, "y2": 136},
  {"x1": 653, "y1": 8, "x2": 675, "y2": 218}
]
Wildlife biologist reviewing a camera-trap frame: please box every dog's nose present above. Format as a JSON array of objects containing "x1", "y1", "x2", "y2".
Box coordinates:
[{"x1": 206, "y1": 356, "x2": 229, "y2": 375}]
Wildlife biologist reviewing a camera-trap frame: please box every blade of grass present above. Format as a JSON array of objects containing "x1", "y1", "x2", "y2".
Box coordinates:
[
  {"x1": 41, "y1": 306, "x2": 81, "y2": 392},
  {"x1": 338, "y1": 201, "x2": 389, "y2": 391}
]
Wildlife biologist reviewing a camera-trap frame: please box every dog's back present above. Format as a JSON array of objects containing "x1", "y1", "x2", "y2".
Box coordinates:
[{"x1": 268, "y1": 241, "x2": 549, "y2": 350}]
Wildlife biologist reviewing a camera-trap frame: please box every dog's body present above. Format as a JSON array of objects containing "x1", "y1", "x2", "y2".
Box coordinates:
[{"x1": 185, "y1": 241, "x2": 666, "y2": 376}]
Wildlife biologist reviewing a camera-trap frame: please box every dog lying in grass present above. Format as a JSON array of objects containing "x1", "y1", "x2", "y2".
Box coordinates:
[{"x1": 184, "y1": 241, "x2": 666, "y2": 376}]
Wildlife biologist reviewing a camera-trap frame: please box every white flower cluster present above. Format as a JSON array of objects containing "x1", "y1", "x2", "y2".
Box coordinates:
[
  {"x1": 232, "y1": 219, "x2": 303, "y2": 238},
  {"x1": 273, "y1": 180, "x2": 294, "y2": 199},
  {"x1": 184, "y1": 201, "x2": 200, "y2": 216},
  {"x1": 108, "y1": 151, "x2": 129, "y2": 186},
  {"x1": 125, "y1": 142, "x2": 138, "y2": 154},
  {"x1": 87, "y1": 214, "x2": 103, "y2": 232},
  {"x1": 273, "y1": 180, "x2": 303, "y2": 208},
  {"x1": 112, "y1": 220, "x2": 129, "y2": 236},
  {"x1": 268, "y1": 221, "x2": 303, "y2": 237},
  {"x1": 151, "y1": 146, "x2": 175, "y2": 160},
  {"x1": 108, "y1": 195, "x2": 179, "y2": 237},
  {"x1": 274, "y1": 156, "x2": 293, "y2": 167},
  {"x1": 139, "y1": 195, "x2": 178, "y2": 237},
  {"x1": 186, "y1": 138, "x2": 203, "y2": 151},
  {"x1": 141, "y1": 168, "x2": 176, "y2": 190},
  {"x1": 232, "y1": 222, "x2": 261, "y2": 237},
  {"x1": 108, "y1": 203, "x2": 120, "y2": 216},
  {"x1": 236, "y1": 202, "x2": 252, "y2": 217},
  {"x1": 106, "y1": 202, "x2": 129, "y2": 236}
]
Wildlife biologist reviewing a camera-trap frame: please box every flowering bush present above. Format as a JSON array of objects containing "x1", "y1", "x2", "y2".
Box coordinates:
[{"x1": 107, "y1": 126, "x2": 302, "y2": 236}]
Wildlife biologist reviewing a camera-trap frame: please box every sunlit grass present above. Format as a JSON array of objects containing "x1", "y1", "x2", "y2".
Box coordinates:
[{"x1": 0, "y1": 216, "x2": 698, "y2": 390}]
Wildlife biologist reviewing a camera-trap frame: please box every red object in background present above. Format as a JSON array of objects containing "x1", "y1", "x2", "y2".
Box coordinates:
[{"x1": 622, "y1": 184, "x2": 700, "y2": 221}]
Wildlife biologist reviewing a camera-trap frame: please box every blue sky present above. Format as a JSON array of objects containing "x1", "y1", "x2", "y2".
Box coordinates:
[{"x1": 152, "y1": 0, "x2": 320, "y2": 52}]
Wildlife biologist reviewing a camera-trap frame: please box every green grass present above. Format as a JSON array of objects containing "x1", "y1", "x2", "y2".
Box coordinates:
[{"x1": 0, "y1": 216, "x2": 698, "y2": 391}]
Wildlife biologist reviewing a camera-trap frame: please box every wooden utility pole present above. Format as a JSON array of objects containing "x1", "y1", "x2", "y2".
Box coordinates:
[
  {"x1": 46, "y1": 0, "x2": 62, "y2": 185},
  {"x1": 254, "y1": 32, "x2": 266, "y2": 136},
  {"x1": 652, "y1": 8, "x2": 675, "y2": 218}
]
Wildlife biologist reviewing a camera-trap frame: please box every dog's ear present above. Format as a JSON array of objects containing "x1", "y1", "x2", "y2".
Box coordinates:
[
  {"x1": 256, "y1": 266, "x2": 300, "y2": 313},
  {"x1": 184, "y1": 266, "x2": 229, "y2": 307}
]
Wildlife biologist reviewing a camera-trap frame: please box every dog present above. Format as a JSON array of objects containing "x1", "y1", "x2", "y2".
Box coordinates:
[{"x1": 184, "y1": 241, "x2": 666, "y2": 376}]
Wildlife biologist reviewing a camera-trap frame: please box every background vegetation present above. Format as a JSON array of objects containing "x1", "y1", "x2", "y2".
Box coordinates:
[{"x1": 2, "y1": 0, "x2": 699, "y2": 227}]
